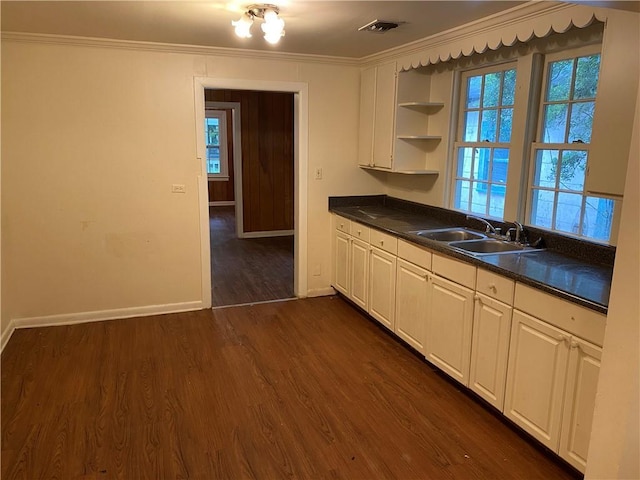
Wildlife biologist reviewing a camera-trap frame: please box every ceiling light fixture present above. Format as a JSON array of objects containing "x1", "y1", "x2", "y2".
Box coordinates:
[{"x1": 232, "y1": 4, "x2": 285, "y2": 44}]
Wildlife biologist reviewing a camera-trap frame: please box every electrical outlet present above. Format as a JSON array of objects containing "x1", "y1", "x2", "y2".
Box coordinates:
[
  {"x1": 314, "y1": 167, "x2": 323, "y2": 180},
  {"x1": 171, "y1": 184, "x2": 186, "y2": 193}
]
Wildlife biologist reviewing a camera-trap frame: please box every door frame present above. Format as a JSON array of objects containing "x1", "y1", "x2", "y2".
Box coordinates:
[
  {"x1": 194, "y1": 77, "x2": 308, "y2": 308},
  {"x1": 205, "y1": 101, "x2": 244, "y2": 236}
]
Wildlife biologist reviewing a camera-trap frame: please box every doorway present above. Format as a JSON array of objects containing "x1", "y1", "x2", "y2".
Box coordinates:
[{"x1": 203, "y1": 88, "x2": 297, "y2": 307}]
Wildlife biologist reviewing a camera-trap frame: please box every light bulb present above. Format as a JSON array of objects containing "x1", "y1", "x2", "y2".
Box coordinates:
[
  {"x1": 231, "y1": 13, "x2": 253, "y2": 38},
  {"x1": 261, "y1": 10, "x2": 284, "y2": 44}
]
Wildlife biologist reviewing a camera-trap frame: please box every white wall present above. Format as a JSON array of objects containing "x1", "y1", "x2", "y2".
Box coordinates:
[
  {"x1": 586, "y1": 84, "x2": 640, "y2": 480},
  {"x1": 0, "y1": 40, "x2": 383, "y2": 334}
]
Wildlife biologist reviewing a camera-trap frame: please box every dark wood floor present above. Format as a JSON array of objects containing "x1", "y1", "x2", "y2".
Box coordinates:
[
  {"x1": 210, "y1": 206, "x2": 294, "y2": 307},
  {"x1": 1, "y1": 296, "x2": 578, "y2": 479}
]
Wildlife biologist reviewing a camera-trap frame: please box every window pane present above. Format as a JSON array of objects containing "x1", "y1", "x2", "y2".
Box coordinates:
[
  {"x1": 533, "y1": 150, "x2": 558, "y2": 188},
  {"x1": 480, "y1": 109, "x2": 497, "y2": 142},
  {"x1": 555, "y1": 192, "x2": 583, "y2": 234},
  {"x1": 483, "y1": 72, "x2": 501, "y2": 107},
  {"x1": 502, "y1": 69, "x2": 516, "y2": 106},
  {"x1": 568, "y1": 101, "x2": 595, "y2": 143},
  {"x1": 454, "y1": 180, "x2": 471, "y2": 210},
  {"x1": 470, "y1": 182, "x2": 487, "y2": 215},
  {"x1": 488, "y1": 184, "x2": 506, "y2": 218},
  {"x1": 583, "y1": 196, "x2": 614, "y2": 241},
  {"x1": 547, "y1": 59, "x2": 574, "y2": 101},
  {"x1": 457, "y1": 148, "x2": 474, "y2": 178},
  {"x1": 467, "y1": 76, "x2": 482, "y2": 108},
  {"x1": 558, "y1": 150, "x2": 587, "y2": 191},
  {"x1": 542, "y1": 104, "x2": 568, "y2": 143},
  {"x1": 207, "y1": 146, "x2": 220, "y2": 174},
  {"x1": 491, "y1": 148, "x2": 509, "y2": 184},
  {"x1": 574, "y1": 55, "x2": 600, "y2": 100},
  {"x1": 474, "y1": 148, "x2": 490, "y2": 180},
  {"x1": 499, "y1": 108, "x2": 513, "y2": 142},
  {"x1": 530, "y1": 189, "x2": 555, "y2": 228},
  {"x1": 205, "y1": 118, "x2": 220, "y2": 146},
  {"x1": 464, "y1": 111, "x2": 479, "y2": 142}
]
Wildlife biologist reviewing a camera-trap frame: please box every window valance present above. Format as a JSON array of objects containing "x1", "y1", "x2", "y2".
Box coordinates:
[{"x1": 397, "y1": 3, "x2": 605, "y2": 71}]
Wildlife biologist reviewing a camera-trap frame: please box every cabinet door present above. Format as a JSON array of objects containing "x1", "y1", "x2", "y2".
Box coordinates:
[
  {"x1": 469, "y1": 293, "x2": 512, "y2": 410},
  {"x1": 395, "y1": 258, "x2": 429, "y2": 353},
  {"x1": 369, "y1": 247, "x2": 396, "y2": 331},
  {"x1": 333, "y1": 230, "x2": 350, "y2": 296},
  {"x1": 504, "y1": 310, "x2": 570, "y2": 450},
  {"x1": 559, "y1": 338, "x2": 602, "y2": 473},
  {"x1": 372, "y1": 61, "x2": 397, "y2": 169},
  {"x1": 349, "y1": 238, "x2": 369, "y2": 310},
  {"x1": 426, "y1": 274, "x2": 474, "y2": 385},
  {"x1": 358, "y1": 66, "x2": 376, "y2": 167}
]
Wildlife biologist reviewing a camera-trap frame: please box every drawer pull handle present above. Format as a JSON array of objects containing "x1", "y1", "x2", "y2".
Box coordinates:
[
  {"x1": 357, "y1": 230, "x2": 361, "y2": 234},
  {"x1": 380, "y1": 240, "x2": 384, "y2": 246}
]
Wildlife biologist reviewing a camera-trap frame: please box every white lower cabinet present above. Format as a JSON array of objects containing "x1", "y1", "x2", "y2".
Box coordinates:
[
  {"x1": 368, "y1": 247, "x2": 397, "y2": 331},
  {"x1": 333, "y1": 230, "x2": 351, "y2": 296},
  {"x1": 394, "y1": 258, "x2": 429, "y2": 352},
  {"x1": 350, "y1": 237, "x2": 370, "y2": 311},
  {"x1": 425, "y1": 274, "x2": 474, "y2": 386},
  {"x1": 469, "y1": 293, "x2": 512, "y2": 410},
  {"x1": 559, "y1": 337, "x2": 602, "y2": 472}
]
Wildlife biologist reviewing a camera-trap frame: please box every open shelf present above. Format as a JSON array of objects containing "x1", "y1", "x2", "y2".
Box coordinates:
[
  {"x1": 360, "y1": 165, "x2": 440, "y2": 175},
  {"x1": 397, "y1": 135, "x2": 442, "y2": 140},
  {"x1": 398, "y1": 101, "x2": 445, "y2": 109}
]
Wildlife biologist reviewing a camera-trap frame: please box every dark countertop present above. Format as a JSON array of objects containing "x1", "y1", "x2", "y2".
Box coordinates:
[{"x1": 329, "y1": 196, "x2": 614, "y2": 314}]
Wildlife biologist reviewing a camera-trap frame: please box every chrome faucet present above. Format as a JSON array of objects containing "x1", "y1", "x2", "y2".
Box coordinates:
[
  {"x1": 512, "y1": 221, "x2": 525, "y2": 243},
  {"x1": 466, "y1": 215, "x2": 500, "y2": 236}
]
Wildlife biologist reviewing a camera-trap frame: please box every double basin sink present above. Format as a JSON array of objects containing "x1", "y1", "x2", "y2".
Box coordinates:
[{"x1": 409, "y1": 227, "x2": 541, "y2": 256}]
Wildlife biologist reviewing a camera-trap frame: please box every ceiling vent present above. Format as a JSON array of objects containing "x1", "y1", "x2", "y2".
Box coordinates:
[{"x1": 358, "y1": 19, "x2": 401, "y2": 34}]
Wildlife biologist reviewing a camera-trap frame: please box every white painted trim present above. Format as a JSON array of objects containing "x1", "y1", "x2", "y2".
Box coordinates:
[
  {"x1": 1, "y1": 32, "x2": 358, "y2": 66},
  {"x1": 4, "y1": 301, "x2": 203, "y2": 337},
  {"x1": 194, "y1": 77, "x2": 308, "y2": 301},
  {"x1": 212, "y1": 297, "x2": 297, "y2": 310},
  {"x1": 306, "y1": 287, "x2": 336, "y2": 298},
  {"x1": 1, "y1": 320, "x2": 17, "y2": 353},
  {"x1": 242, "y1": 230, "x2": 294, "y2": 238},
  {"x1": 209, "y1": 201, "x2": 235, "y2": 207}
]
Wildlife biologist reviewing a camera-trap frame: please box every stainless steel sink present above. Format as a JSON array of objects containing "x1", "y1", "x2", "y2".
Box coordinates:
[
  {"x1": 411, "y1": 228, "x2": 485, "y2": 242},
  {"x1": 449, "y1": 238, "x2": 540, "y2": 255}
]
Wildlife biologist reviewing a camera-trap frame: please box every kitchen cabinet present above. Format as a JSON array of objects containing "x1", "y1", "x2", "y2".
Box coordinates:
[
  {"x1": 333, "y1": 230, "x2": 350, "y2": 296},
  {"x1": 470, "y1": 292, "x2": 512, "y2": 410},
  {"x1": 426, "y1": 273, "x2": 475, "y2": 386},
  {"x1": 331, "y1": 215, "x2": 370, "y2": 310},
  {"x1": 469, "y1": 269, "x2": 515, "y2": 410},
  {"x1": 505, "y1": 283, "x2": 606, "y2": 472},
  {"x1": 349, "y1": 236, "x2": 370, "y2": 311},
  {"x1": 395, "y1": 258, "x2": 429, "y2": 352},
  {"x1": 368, "y1": 230, "x2": 398, "y2": 331},
  {"x1": 358, "y1": 62, "x2": 397, "y2": 169}
]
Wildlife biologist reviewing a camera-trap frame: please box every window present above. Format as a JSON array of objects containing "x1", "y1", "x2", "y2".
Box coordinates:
[
  {"x1": 452, "y1": 65, "x2": 517, "y2": 219},
  {"x1": 205, "y1": 110, "x2": 229, "y2": 180},
  {"x1": 528, "y1": 51, "x2": 616, "y2": 242}
]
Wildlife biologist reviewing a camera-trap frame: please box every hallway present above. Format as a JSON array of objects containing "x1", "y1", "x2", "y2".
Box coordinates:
[{"x1": 210, "y1": 206, "x2": 294, "y2": 307}]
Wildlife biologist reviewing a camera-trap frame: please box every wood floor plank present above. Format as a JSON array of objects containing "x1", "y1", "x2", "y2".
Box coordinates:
[{"x1": 2, "y1": 296, "x2": 580, "y2": 479}]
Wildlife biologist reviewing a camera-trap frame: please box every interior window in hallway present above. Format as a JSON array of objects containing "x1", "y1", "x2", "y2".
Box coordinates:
[{"x1": 210, "y1": 206, "x2": 294, "y2": 306}]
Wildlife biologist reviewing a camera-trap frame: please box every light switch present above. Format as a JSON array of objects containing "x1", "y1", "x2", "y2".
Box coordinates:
[
  {"x1": 172, "y1": 184, "x2": 186, "y2": 194},
  {"x1": 314, "y1": 168, "x2": 323, "y2": 180}
]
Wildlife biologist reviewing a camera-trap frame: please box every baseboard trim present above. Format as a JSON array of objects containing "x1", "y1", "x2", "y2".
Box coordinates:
[
  {"x1": 5, "y1": 301, "x2": 205, "y2": 340},
  {"x1": 209, "y1": 201, "x2": 235, "y2": 206},
  {"x1": 306, "y1": 287, "x2": 336, "y2": 298},
  {"x1": 241, "y1": 230, "x2": 294, "y2": 238},
  {"x1": 1, "y1": 320, "x2": 17, "y2": 353}
]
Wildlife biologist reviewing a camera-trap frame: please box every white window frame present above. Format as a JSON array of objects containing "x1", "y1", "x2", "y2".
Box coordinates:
[
  {"x1": 205, "y1": 109, "x2": 229, "y2": 181},
  {"x1": 525, "y1": 44, "x2": 619, "y2": 244},
  {"x1": 450, "y1": 61, "x2": 518, "y2": 220}
]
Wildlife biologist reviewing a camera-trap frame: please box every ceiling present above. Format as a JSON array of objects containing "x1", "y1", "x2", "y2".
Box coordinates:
[{"x1": 2, "y1": 1, "x2": 638, "y2": 59}]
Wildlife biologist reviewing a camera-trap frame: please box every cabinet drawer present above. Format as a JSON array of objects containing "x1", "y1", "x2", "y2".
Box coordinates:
[
  {"x1": 351, "y1": 222, "x2": 370, "y2": 243},
  {"x1": 476, "y1": 269, "x2": 515, "y2": 305},
  {"x1": 370, "y1": 229, "x2": 397, "y2": 255},
  {"x1": 334, "y1": 215, "x2": 351, "y2": 234},
  {"x1": 514, "y1": 283, "x2": 606, "y2": 347},
  {"x1": 397, "y1": 239, "x2": 432, "y2": 270},
  {"x1": 432, "y1": 254, "x2": 476, "y2": 290}
]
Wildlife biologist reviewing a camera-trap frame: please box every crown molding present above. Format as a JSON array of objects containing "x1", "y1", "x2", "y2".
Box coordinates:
[{"x1": 0, "y1": 31, "x2": 360, "y2": 67}]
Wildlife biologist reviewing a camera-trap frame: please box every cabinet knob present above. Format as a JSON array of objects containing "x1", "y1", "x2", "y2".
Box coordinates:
[
  {"x1": 558, "y1": 335, "x2": 570, "y2": 344},
  {"x1": 488, "y1": 282, "x2": 497, "y2": 292},
  {"x1": 380, "y1": 240, "x2": 384, "y2": 246},
  {"x1": 357, "y1": 230, "x2": 361, "y2": 234},
  {"x1": 340, "y1": 223, "x2": 344, "y2": 228},
  {"x1": 570, "y1": 341, "x2": 579, "y2": 349}
]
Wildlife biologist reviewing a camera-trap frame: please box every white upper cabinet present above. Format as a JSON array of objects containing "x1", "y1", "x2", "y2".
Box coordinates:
[
  {"x1": 587, "y1": 10, "x2": 640, "y2": 197},
  {"x1": 358, "y1": 62, "x2": 397, "y2": 169}
]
